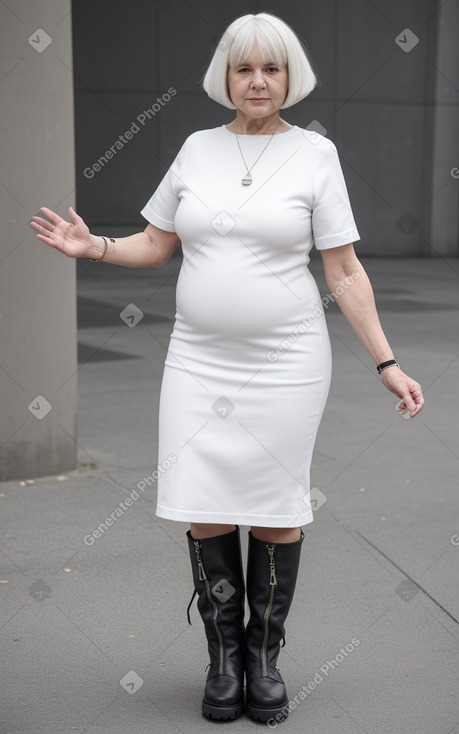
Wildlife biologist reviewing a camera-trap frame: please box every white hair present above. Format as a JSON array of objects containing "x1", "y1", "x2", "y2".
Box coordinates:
[{"x1": 202, "y1": 12, "x2": 318, "y2": 110}]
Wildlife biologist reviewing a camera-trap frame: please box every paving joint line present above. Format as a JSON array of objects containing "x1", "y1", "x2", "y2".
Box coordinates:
[{"x1": 354, "y1": 529, "x2": 459, "y2": 626}]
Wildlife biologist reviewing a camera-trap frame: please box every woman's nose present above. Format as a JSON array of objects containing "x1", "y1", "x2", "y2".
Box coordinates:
[{"x1": 251, "y1": 71, "x2": 266, "y2": 87}]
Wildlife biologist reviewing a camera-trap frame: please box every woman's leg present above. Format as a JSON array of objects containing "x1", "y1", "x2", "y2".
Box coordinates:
[
  {"x1": 190, "y1": 523, "x2": 236, "y2": 539},
  {"x1": 244, "y1": 525, "x2": 304, "y2": 723},
  {"x1": 251, "y1": 526, "x2": 301, "y2": 543},
  {"x1": 186, "y1": 522, "x2": 245, "y2": 720}
]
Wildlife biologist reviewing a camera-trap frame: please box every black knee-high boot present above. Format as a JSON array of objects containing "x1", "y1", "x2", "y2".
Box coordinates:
[
  {"x1": 244, "y1": 530, "x2": 304, "y2": 723},
  {"x1": 186, "y1": 527, "x2": 245, "y2": 720}
]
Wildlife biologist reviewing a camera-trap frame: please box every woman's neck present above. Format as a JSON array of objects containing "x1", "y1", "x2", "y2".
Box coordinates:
[{"x1": 225, "y1": 114, "x2": 291, "y2": 135}]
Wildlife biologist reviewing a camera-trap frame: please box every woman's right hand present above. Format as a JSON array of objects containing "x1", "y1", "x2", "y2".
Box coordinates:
[{"x1": 30, "y1": 206, "x2": 101, "y2": 260}]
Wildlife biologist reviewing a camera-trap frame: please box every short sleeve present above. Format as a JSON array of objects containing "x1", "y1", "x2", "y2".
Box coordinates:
[
  {"x1": 311, "y1": 139, "x2": 360, "y2": 250},
  {"x1": 140, "y1": 137, "x2": 189, "y2": 232}
]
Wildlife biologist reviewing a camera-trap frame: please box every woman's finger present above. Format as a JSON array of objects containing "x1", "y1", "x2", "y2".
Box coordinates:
[
  {"x1": 39, "y1": 206, "x2": 64, "y2": 225},
  {"x1": 30, "y1": 221, "x2": 51, "y2": 236},
  {"x1": 68, "y1": 206, "x2": 81, "y2": 225},
  {"x1": 35, "y1": 232, "x2": 61, "y2": 248},
  {"x1": 407, "y1": 383, "x2": 424, "y2": 413},
  {"x1": 400, "y1": 391, "x2": 416, "y2": 412},
  {"x1": 30, "y1": 219, "x2": 62, "y2": 238},
  {"x1": 30, "y1": 216, "x2": 54, "y2": 231},
  {"x1": 402, "y1": 383, "x2": 424, "y2": 417}
]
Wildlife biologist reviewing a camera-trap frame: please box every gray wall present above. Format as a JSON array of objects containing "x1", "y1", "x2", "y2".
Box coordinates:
[
  {"x1": 0, "y1": 0, "x2": 78, "y2": 480},
  {"x1": 72, "y1": 0, "x2": 459, "y2": 260}
]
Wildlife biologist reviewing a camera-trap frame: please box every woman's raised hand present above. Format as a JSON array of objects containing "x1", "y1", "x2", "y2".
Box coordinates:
[{"x1": 30, "y1": 206, "x2": 99, "y2": 260}]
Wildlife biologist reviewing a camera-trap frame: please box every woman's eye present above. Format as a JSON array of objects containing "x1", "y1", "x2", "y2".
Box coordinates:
[{"x1": 236, "y1": 66, "x2": 278, "y2": 73}]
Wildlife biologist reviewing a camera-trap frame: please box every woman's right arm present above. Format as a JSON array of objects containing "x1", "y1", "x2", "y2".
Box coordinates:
[{"x1": 30, "y1": 206, "x2": 180, "y2": 268}]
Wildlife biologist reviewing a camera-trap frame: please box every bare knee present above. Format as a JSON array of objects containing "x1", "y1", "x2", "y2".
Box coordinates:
[
  {"x1": 251, "y1": 526, "x2": 302, "y2": 543},
  {"x1": 190, "y1": 523, "x2": 236, "y2": 540}
]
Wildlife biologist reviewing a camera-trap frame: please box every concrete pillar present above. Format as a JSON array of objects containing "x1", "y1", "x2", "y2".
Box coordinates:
[
  {"x1": 0, "y1": 1, "x2": 77, "y2": 480},
  {"x1": 429, "y1": 0, "x2": 459, "y2": 255}
]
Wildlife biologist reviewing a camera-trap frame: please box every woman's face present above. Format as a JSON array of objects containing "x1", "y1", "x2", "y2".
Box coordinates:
[{"x1": 226, "y1": 41, "x2": 288, "y2": 119}]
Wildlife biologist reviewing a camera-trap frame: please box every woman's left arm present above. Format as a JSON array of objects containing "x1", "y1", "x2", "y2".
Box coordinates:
[{"x1": 320, "y1": 243, "x2": 424, "y2": 418}]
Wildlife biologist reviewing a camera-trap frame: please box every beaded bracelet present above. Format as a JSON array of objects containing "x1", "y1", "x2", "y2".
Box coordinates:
[{"x1": 377, "y1": 359, "x2": 400, "y2": 375}]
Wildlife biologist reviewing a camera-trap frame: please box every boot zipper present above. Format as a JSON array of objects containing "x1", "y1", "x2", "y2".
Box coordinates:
[
  {"x1": 261, "y1": 543, "x2": 277, "y2": 677},
  {"x1": 194, "y1": 540, "x2": 225, "y2": 675},
  {"x1": 194, "y1": 539, "x2": 207, "y2": 582}
]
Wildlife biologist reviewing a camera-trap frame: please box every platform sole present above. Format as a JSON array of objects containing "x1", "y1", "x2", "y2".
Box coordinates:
[
  {"x1": 202, "y1": 698, "x2": 244, "y2": 720},
  {"x1": 246, "y1": 699, "x2": 290, "y2": 724}
]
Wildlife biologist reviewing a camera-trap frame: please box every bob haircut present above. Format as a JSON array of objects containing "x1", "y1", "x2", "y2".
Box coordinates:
[{"x1": 202, "y1": 13, "x2": 318, "y2": 110}]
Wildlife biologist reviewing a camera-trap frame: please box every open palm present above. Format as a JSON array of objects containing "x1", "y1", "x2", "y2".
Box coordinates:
[{"x1": 30, "y1": 206, "x2": 94, "y2": 259}]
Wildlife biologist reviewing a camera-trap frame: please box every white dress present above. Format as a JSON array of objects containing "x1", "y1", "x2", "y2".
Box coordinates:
[{"x1": 140, "y1": 125, "x2": 360, "y2": 528}]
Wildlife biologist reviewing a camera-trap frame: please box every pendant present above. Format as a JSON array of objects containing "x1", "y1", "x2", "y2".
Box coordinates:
[{"x1": 241, "y1": 172, "x2": 252, "y2": 186}]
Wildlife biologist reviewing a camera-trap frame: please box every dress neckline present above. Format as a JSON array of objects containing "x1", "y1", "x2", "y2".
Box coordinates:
[{"x1": 221, "y1": 124, "x2": 298, "y2": 138}]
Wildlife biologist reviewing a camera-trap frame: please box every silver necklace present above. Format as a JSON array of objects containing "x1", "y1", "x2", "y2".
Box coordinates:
[{"x1": 235, "y1": 120, "x2": 280, "y2": 186}]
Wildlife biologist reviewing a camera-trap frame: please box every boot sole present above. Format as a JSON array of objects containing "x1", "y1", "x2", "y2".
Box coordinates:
[
  {"x1": 202, "y1": 699, "x2": 244, "y2": 720},
  {"x1": 246, "y1": 700, "x2": 289, "y2": 723}
]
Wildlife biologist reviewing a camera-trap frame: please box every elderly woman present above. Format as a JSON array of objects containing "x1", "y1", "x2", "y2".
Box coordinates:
[{"x1": 31, "y1": 11, "x2": 424, "y2": 726}]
